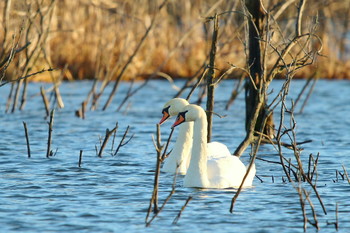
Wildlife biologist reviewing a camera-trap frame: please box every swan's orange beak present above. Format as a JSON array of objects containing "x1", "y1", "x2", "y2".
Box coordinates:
[
  {"x1": 172, "y1": 115, "x2": 185, "y2": 128},
  {"x1": 159, "y1": 112, "x2": 170, "y2": 125}
]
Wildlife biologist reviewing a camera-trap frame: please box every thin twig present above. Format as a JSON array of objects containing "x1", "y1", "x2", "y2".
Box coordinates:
[
  {"x1": 23, "y1": 121, "x2": 31, "y2": 158},
  {"x1": 296, "y1": 0, "x2": 306, "y2": 37},
  {"x1": 225, "y1": 74, "x2": 245, "y2": 110},
  {"x1": 161, "y1": 128, "x2": 174, "y2": 161},
  {"x1": 342, "y1": 165, "x2": 350, "y2": 184},
  {"x1": 5, "y1": 82, "x2": 14, "y2": 112},
  {"x1": 298, "y1": 77, "x2": 317, "y2": 114},
  {"x1": 303, "y1": 188, "x2": 320, "y2": 230},
  {"x1": 46, "y1": 109, "x2": 54, "y2": 158},
  {"x1": 296, "y1": 185, "x2": 308, "y2": 231},
  {"x1": 40, "y1": 86, "x2": 50, "y2": 117},
  {"x1": 173, "y1": 196, "x2": 192, "y2": 224},
  {"x1": 211, "y1": 66, "x2": 235, "y2": 87},
  {"x1": 146, "y1": 164, "x2": 179, "y2": 227},
  {"x1": 0, "y1": 68, "x2": 57, "y2": 87},
  {"x1": 186, "y1": 67, "x2": 208, "y2": 101},
  {"x1": 146, "y1": 124, "x2": 163, "y2": 223},
  {"x1": 117, "y1": 79, "x2": 149, "y2": 112},
  {"x1": 294, "y1": 77, "x2": 312, "y2": 108},
  {"x1": 78, "y1": 150, "x2": 83, "y2": 167},
  {"x1": 98, "y1": 123, "x2": 118, "y2": 158},
  {"x1": 336, "y1": 203, "x2": 339, "y2": 231},
  {"x1": 114, "y1": 125, "x2": 134, "y2": 156}
]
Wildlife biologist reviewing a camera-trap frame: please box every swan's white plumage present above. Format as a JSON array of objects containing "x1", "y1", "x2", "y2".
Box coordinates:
[
  {"x1": 160, "y1": 98, "x2": 234, "y2": 175},
  {"x1": 162, "y1": 121, "x2": 193, "y2": 174},
  {"x1": 161, "y1": 98, "x2": 193, "y2": 174},
  {"x1": 173, "y1": 104, "x2": 256, "y2": 188},
  {"x1": 207, "y1": 141, "x2": 230, "y2": 159}
]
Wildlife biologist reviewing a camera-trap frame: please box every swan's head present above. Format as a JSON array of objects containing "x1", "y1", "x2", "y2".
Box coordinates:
[
  {"x1": 159, "y1": 98, "x2": 189, "y2": 125},
  {"x1": 172, "y1": 104, "x2": 204, "y2": 128}
]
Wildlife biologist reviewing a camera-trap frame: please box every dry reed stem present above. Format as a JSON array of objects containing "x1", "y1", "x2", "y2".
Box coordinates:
[
  {"x1": 161, "y1": 128, "x2": 174, "y2": 161},
  {"x1": 173, "y1": 62, "x2": 206, "y2": 98},
  {"x1": 342, "y1": 165, "x2": 350, "y2": 184},
  {"x1": 1, "y1": 0, "x2": 12, "y2": 52},
  {"x1": 146, "y1": 169, "x2": 178, "y2": 227},
  {"x1": 113, "y1": 125, "x2": 134, "y2": 156},
  {"x1": 230, "y1": 109, "x2": 265, "y2": 212},
  {"x1": 40, "y1": 86, "x2": 50, "y2": 117},
  {"x1": 102, "y1": 0, "x2": 169, "y2": 111},
  {"x1": 278, "y1": 101, "x2": 327, "y2": 215},
  {"x1": 146, "y1": 157, "x2": 179, "y2": 227},
  {"x1": 230, "y1": 149, "x2": 258, "y2": 212},
  {"x1": 0, "y1": 38, "x2": 29, "y2": 84},
  {"x1": 335, "y1": 203, "x2": 339, "y2": 231},
  {"x1": 146, "y1": 124, "x2": 163, "y2": 222},
  {"x1": 296, "y1": 185, "x2": 308, "y2": 231},
  {"x1": 116, "y1": 79, "x2": 148, "y2": 112},
  {"x1": 46, "y1": 109, "x2": 54, "y2": 158},
  {"x1": 309, "y1": 153, "x2": 319, "y2": 182},
  {"x1": 185, "y1": 67, "x2": 208, "y2": 101},
  {"x1": 288, "y1": 103, "x2": 326, "y2": 214},
  {"x1": 5, "y1": 83, "x2": 14, "y2": 113},
  {"x1": 272, "y1": 98, "x2": 326, "y2": 229},
  {"x1": 52, "y1": 65, "x2": 66, "y2": 109},
  {"x1": 12, "y1": 0, "x2": 56, "y2": 112},
  {"x1": 23, "y1": 121, "x2": 31, "y2": 158},
  {"x1": 98, "y1": 123, "x2": 118, "y2": 158},
  {"x1": 225, "y1": 71, "x2": 245, "y2": 110},
  {"x1": 303, "y1": 188, "x2": 320, "y2": 230},
  {"x1": 75, "y1": 79, "x2": 97, "y2": 117},
  {"x1": 173, "y1": 196, "x2": 192, "y2": 224},
  {"x1": 0, "y1": 68, "x2": 56, "y2": 87},
  {"x1": 11, "y1": 79, "x2": 22, "y2": 113},
  {"x1": 2, "y1": 0, "x2": 350, "y2": 81},
  {"x1": 295, "y1": 76, "x2": 313, "y2": 108},
  {"x1": 146, "y1": 123, "x2": 181, "y2": 226},
  {"x1": 78, "y1": 150, "x2": 83, "y2": 167},
  {"x1": 298, "y1": 77, "x2": 318, "y2": 114}
]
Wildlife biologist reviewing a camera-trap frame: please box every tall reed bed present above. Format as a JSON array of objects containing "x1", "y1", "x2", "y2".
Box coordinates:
[{"x1": 1, "y1": 0, "x2": 350, "y2": 81}]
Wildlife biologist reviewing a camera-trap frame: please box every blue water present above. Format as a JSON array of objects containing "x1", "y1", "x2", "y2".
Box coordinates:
[{"x1": 0, "y1": 80, "x2": 349, "y2": 232}]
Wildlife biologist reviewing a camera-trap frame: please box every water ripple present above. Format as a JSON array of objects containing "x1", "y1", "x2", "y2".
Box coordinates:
[{"x1": 0, "y1": 80, "x2": 349, "y2": 232}]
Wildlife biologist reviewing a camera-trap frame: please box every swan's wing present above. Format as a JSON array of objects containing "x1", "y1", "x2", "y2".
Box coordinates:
[
  {"x1": 207, "y1": 156, "x2": 247, "y2": 188},
  {"x1": 207, "y1": 141, "x2": 231, "y2": 159}
]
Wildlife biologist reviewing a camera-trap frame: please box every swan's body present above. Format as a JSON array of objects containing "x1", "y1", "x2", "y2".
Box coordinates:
[
  {"x1": 162, "y1": 120, "x2": 193, "y2": 174},
  {"x1": 172, "y1": 104, "x2": 256, "y2": 188},
  {"x1": 159, "y1": 98, "x2": 233, "y2": 175}
]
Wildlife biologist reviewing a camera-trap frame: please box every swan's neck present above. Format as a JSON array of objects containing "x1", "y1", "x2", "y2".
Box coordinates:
[
  {"x1": 184, "y1": 111, "x2": 209, "y2": 187},
  {"x1": 163, "y1": 122, "x2": 193, "y2": 174}
]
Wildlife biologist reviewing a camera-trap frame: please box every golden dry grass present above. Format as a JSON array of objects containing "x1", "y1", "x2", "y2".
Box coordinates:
[{"x1": 1, "y1": 0, "x2": 350, "y2": 82}]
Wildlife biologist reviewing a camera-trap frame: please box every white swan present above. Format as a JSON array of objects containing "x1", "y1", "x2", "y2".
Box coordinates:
[
  {"x1": 172, "y1": 104, "x2": 256, "y2": 188},
  {"x1": 159, "y1": 98, "x2": 232, "y2": 175},
  {"x1": 159, "y1": 98, "x2": 193, "y2": 174}
]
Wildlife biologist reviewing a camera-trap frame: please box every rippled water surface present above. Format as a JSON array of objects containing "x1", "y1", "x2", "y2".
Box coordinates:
[{"x1": 0, "y1": 80, "x2": 349, "y2": 232}]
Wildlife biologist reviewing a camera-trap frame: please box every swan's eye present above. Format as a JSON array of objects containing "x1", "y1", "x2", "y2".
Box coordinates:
[
  {"x1": 172, "y1": 110, "x2": 188, "y2": 128},
  {"x1": 178, "y1": 110, "x2": 188, "y2": 120},
  {"x1": 162, "y1": 106, "x2": 170, "y2": 114}
]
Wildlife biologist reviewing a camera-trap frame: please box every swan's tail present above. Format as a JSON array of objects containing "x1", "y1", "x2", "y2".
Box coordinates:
[{"x1": 244, "y1": 163, "x2": 256, "y2": 186}]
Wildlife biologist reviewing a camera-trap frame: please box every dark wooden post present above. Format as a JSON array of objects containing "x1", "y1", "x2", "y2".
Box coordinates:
[
  {"x1": 206, "y1": 14, "x2": 219, "y2": 143},
  {"x1": 244, "y1": 0, "x2": 274, "y2": 139}
]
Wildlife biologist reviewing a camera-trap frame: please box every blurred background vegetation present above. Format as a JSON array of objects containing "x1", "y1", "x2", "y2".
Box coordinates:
[{"x1": 1, "y1": 0, "x2": 350, "y2": 82}]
